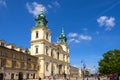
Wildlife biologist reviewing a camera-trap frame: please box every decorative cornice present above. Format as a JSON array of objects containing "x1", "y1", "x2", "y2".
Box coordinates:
[
  {"x1": 31, "y1": 26, "x2": 51, "y2": 33},
  {"x1": 35, "y1": 54, "x2": 69, "y2": 64}
]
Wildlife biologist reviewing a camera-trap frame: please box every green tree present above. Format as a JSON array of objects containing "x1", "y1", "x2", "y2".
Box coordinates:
[{"x1": 99, "y1": 49, "x2": 120, "y2": 75}]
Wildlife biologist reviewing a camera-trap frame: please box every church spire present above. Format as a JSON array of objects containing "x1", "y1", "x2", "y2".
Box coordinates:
[
  {"x1": 35, "y1": 11, "x2": 48, "y2": 27},
  {"x1": 58, "y1": 27, "x2": 67, "y2": 44}
]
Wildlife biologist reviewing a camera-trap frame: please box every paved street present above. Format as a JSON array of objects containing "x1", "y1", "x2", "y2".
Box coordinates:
[
  {"x1": 25, "y1": 76, "x2": 108, "y2": 80},
  {"x1": 79, "y1": 77, "x2": 108, "y2": 80}
]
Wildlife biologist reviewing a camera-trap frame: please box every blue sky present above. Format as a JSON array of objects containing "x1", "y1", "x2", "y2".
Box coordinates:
[{"x1": 0, "y1": 0, "x2": 120, "y2": 72}]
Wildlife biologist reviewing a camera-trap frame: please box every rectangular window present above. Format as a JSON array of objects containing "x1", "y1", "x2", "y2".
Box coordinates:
[
  {"x1": 1, "y1": 51, "x2": 6, "y2": 57},
  {"x1": 1, "y1": 59, "x2": 6, "y2": 67},
  {"x1": 12, "y1": 54, "x2": 16, "y2": 59},
  {"x1": 34, "y1": 64, "x2": 36, "y2": 70},
  {"x1": 20, "y1": 62, "x2": 24, "y2": 69},
  {"x1": 46, "y1": 63, "x2": 49, "y2": 71},
  {"x1": 46, "y1": 46, "x2": 48, "y2": 55},
  {"x1": 36, "y1": 31, "x2": 39, "y2": 38},
  {"x1": 36, "y1": 47, "x2": 38, "y2": 53},
  {"x1": 20, "y1": 55, "x2": 24, "y2": 60},
  {"x1": 63, "y1": 55, "x2": 65, "y2": 61},
  {"x1": 27, "y1": 63, "x2": 31, "y2": 69},
  {"x1": 12, "y1": 61, "x2": 16, "y2": 68},
  {"x1": 57, "y1": 52, "x2": 59, "y2": 59}
]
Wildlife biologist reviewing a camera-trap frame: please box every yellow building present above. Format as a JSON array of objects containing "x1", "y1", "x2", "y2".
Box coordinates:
[
  {"x1": 70, "y1": 66, "x2": 82, "y2": 79},
  {"x1": 30, "y1": 12, "x2": 70, "y2": 79},
  {"x1": 0, "y1": 11, "x2": 70, "y2": 80},
  {"x1": 0, "y1": 40, "x2": 38, "y2": 80}
]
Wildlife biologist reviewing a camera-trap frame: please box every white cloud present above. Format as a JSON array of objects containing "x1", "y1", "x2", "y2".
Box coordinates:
[
  {"x1": 68, "y1": 33, "x2": 78, "y2": 38},
  {"x1": 47, "y1": 1, "x2": 60, "y2": 9},
  {"x1": 0, "y1": 0, "x2": 7, "y2": 7},
  {"x1": 79, "y1": 34, "x2": 92, "y2": 40},
  {"x1": 68, "y1": 38, "x2": 80, "y2": 43},
  {"x1": 26, "y1": 2, "x2": 47, "y2": 16},
  {"x1": 48, "y1": 4, "x2": 52, "y2": 8},
  {"x1": 67, "y1": 33, "x2": 92, "y2": 44},
  {"x1": 52, "y1": 1, "x2": 60, "y2": 7},
  {"x1": 97, "y1": 16, "x2": 115, "y2": 31}
]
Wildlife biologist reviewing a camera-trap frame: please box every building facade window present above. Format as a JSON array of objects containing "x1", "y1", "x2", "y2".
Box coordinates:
[
  {"x1": 1, "y1": 59, "x2": 6, "y2": 67},
  {"x1": 46, "y1": 63, "x2": 49, "y2": 71},
  {"x1": 46, "y1": 32, "x2": 49, "y2": 40},
  {"x1": 38, "y1": 65, "x2": 40, "y2": 70},
  {"x1": 27, "y1": 63, "x2": 31, "y2": 69},
  {"x1": 63, "y1": 55, "x2": 65, "y2": 61},
  {"x1": 20, "y1": 62, "x2": 24, "y2": 69},
  {"x1": 36, "y1": 31, "x2": 39, "y2": 38},
  {"x1": 20, "y1": 55, "x2": 24, "y2": 60},
  {"x1": 12, "y1": 61, "x2": 16, "y2": 68},
  {"x1": 57, "y1": 52, "x2": 59, "y2": 59},
  {"x1": 35, "y1": 47, "x2": 38, "y2": 53},
  {"x1": 1, "y1": 51, "x2": 6, "y2": 57},
  {"x1": 45, "y1": 46, "x2": 49, "y2": 55},
  {"x1": 34, "y1": 64, "x2": 36, "y2": 70},
  {"x1": 51, "y1": 49, "x2": 54, "y2": 58},
  {"x1": 12, "y1": 54, "x2": 16, "y2": 59}
]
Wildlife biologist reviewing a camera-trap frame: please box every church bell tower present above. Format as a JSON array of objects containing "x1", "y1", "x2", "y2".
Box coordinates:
[{"x1": 30, "y1": 11, "x2": 51, "y2": 55}]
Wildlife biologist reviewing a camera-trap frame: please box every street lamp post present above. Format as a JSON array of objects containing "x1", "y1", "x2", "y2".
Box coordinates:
[
  {"x1": 81, "y1": 60, "x2": 86, "y2": 80},
  {"x1": 83, "y1": 63, "x2": 86, "y2": 80}
]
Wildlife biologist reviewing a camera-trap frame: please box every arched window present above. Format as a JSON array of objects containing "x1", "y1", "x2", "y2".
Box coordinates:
[
  {"x1": 46, "y1": 46, "x2": 49, "y2": 55},
  {"x1": 36, "y1": 31, "x2": 39, "y2": 38},
  {"x1": 57, "y1": 52, "x2": 59, "y2": 59}
]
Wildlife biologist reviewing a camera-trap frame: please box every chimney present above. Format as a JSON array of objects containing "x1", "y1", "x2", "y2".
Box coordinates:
[{"x1": 0, "y1": 40, "x2": 6, "y2": 47}]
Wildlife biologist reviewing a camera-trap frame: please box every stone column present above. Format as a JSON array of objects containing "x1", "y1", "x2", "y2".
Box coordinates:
[{"x1": 39, "y1": 59, "x2": 45, "y2": 78}]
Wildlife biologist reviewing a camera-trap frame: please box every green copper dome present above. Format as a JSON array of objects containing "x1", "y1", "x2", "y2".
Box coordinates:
[
  {"x1": 58, "y1": 27, "x2": 67, "y2": 44},
  {"x1": 35, "y1": 11, "x2": 48, "y2": 27}
]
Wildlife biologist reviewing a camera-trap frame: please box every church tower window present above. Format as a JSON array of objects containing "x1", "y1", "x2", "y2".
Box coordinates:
[
  {"x1": 45, "y1": 46, "x2": 49, "y2": 55},
  {"x1": 35, "y1": 46, "x2": 39, "y2": 54},
  {"x1": 57, "y1": 52, "x2": 59, "y2": 59},
  {"x1": 46, "y1": 32, "x2": 49, "y2": 40},
  {"x1": 36, "y1": 31, "x2": 39, "y2": 38},
  {"x1": 51, "y1": 49, "x2": 54, "y2": 57}
]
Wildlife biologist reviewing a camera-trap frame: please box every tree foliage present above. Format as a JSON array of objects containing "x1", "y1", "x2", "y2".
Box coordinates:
[{"x1": 99, "y1": 49, "x2": 120, "y2": 75}]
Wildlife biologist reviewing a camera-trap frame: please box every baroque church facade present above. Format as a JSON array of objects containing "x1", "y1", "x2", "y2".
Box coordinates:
[
  {"x1": 0, "y1": 11, "x2": 80, "y2": 80},
  {"x1": 30, "y1": 12, "x2": 70, "y2": 78}
]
